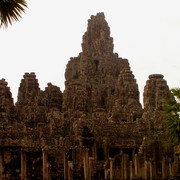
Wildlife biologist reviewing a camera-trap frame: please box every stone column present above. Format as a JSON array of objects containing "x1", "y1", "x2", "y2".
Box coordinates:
[
  {"x1": 169, "y1": 158, "x2": 172, "y2": 178},
  {"x1": 124, "y1": 154, "x2": 127, "y2": 180},
  {"x1": 172, "y1": 162, "x2": 175, "y2": 177},
  {"x1": 130, "y1": 161, "x2": 133, "y2": 180},
  {"x1": 83, "y1": 149, "x2": 89, "y2": 180},
  {"x1": 150, "y1": 160, "x2": 153, "y2": 180},
  {"x1": 144, "y1": 161, "x2": 148, "y2": 180},
  {"x1": 21, "y1": 151, "x2": 27, "y2": 180},
  {"x1": 0, "y1": 152, "x2": 3, "y2": 180},
  {"x1": 137, "y1": 154, "x2": 141, "y2": 178},
  {"x1": 88, "y1": 157, "x2": 94, "y2": 180},
  {"x1": 134, "y1": 154, "x2": 138, "y2": 177},
  {"x1": 68, "y1": 161, "x2": 73, "y2": 180},
  {"x1": 43, "y1": 149, "x2": 49, "y2": 180},
  {"x1": 104, "y1": 165, "x2": 108, "y2": 180},
  {"x1": 162, "y1": 156, "x2": 166, "y2": 179},
  {"x1": 109, "y1": 158, "x2": 113, "y2": 180}
]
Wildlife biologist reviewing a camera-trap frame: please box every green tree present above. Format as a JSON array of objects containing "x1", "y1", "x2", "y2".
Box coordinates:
[
  {"x1": 163, "y1": 88, "x2": 180, "y2": 144},
  {"x1": 0, "y1": 0, "x2": 28, "y2": 28}
]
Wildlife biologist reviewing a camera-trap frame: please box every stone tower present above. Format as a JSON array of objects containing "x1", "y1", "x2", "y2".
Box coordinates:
[
  {"x1": 16, "y1": 72, "x2": 46, "y2": 127},
  {"x1": 0, "y1": 78, "x2": 14, "y2": 124},
  {"x1": 0, "y1": 13, "x2": 176, "y2": 180},
  {"x1": 63, "y1": 13, "x2": 134, "y2": 123},
  {"x1": 143, "y1": 74, "x2": 170, "y2": 129}
]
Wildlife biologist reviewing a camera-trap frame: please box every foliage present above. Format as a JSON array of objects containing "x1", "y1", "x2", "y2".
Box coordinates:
[
  {"x1": 0, "y1": 0, "x2": 28, "y2": 28},
  {"x1": 163, "y1": 88, "x2": 180, "y2": 144}
]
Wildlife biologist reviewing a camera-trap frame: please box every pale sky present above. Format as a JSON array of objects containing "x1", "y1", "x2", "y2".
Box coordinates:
[{"x1": 1, "y1": 0, "x2": 180, "y2": 105}]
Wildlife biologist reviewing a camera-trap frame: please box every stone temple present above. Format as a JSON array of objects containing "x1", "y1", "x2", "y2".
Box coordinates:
[{"x1": 0, "y1": 13, "x2": 179, "y2": 179}]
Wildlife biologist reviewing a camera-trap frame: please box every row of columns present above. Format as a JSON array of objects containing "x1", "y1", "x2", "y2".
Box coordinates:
[
  {"x1": 0, "y1": 150, "x2": 49, "y2": 180},
  {"x1": 65, "y1": 147, "x2": 178, "y2": 180},
  {"x1": 108, "y1": 154, "x2": 176, "y2": 180},
  {"x1": 21, "y1": 149, "x2": 49, "y2": 180},
  {"x1": 65, "y1": 148, "x2": 95, "y2": 180},
  {"x1": 108, "y1": 154, "x2": 129, "y2": 180},
  {"x1": 0, "y1": 148, "x2": 178, "y2": 180}
]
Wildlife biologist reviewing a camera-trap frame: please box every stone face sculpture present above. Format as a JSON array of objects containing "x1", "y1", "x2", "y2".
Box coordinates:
[
  {"x1": 64, "y1": 13, "x2": 130, "y2": 120},
  {"x1": 143, "y1": 74, "x2": 170, "y2": 130},
  {"x1": 0, "y1": 79, "x2": 14, "y2": 124},
  {"x1": 15, "y1": 72, "x2": 47, "y2": 127}
]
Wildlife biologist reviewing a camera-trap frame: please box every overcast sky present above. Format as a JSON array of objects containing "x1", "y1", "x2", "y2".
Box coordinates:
[{"x1": 1, "y1": 0, "x2": 180, "y2": 104}]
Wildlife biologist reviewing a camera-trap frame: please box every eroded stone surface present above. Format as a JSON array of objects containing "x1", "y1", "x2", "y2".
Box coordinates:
[
  {"x1": 143, "y1": 74, "x2": 170, "y2": 129},
  {"x1": 0, "y1": 79, "x2": 14, "y2": 124},
  {"x1": 0, "y1": 13, "x2": 174, "y2": 179},
  {"x1": 15, "y1": 72, "x2": 47, "y2": 128}
]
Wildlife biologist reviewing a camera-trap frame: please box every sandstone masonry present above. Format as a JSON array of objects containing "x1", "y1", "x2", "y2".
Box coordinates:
[{"x1": 0, "y1": 13, "x2": 178, "y2": 180}]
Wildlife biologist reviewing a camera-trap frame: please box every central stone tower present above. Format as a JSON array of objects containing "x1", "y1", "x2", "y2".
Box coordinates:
[{"x1": 63, "y1": 13, "x2": 142, "y2": 125}]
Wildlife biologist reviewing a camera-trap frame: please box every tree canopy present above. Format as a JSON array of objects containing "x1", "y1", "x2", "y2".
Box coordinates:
[
  {"x1": 163, "y1": 88, "x2": 180, "y2": 144},
  {"x1": 0, "y1": 0, "x2": 28, "y2": 28}
]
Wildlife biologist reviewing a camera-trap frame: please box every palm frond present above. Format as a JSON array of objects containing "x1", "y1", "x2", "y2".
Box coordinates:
[
  {"x1": 171, "y1": 88, "x2": 180, "y2": 101},
  {"x1": 163, "y1": 89, "x2": 180, "y2": 143},
  {"x1": 0, "y1": 0, "x2": 28, "y2": 28}
]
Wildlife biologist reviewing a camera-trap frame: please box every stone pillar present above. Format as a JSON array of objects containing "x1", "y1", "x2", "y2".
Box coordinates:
[
  {"x1": 150, "y1": 160, "x2": 153, "y2": 180},
  {"x1": 130, "y1": 161, "x2": 133, "y2": 180},
  {"x1": 134, "y1": 154, "x2": 138, "y2": 177},
  {"x1": 124, "y1": 154, "x2": 127, "y2": 180},
  {"x1": 104, "y1": 166, "x2": 108, "y2": 180},
  {"x1": 64, "y1": 151, "x2": 68, "y2": 180},
  {"x1": 137, "y1": 154, "x2": 141, "y2": 178},
  {"x1": 109, "y1": 158, "x2": 113, "y2": 180},
  {"x1": 120, "y1": 150, "x2": 124, "y2": 178},
  {"x1": 162, "y1": 156, "x2": 166, "y2": 179},
  {"x1": 68, "y1": 161, "x2": 73, "y2": 180},
  {"x1": 172, "y1": 162, "x2": 175, "y2": 177},
  {"x1": 0, "y1": 152, "x2": 3, "y2": 180},
  {"x1": 169, "y1": 158, "x2": 172, "y2": 178},
  {"x1": 43, "y1": 149, "x2": 49, "y2": 180},
  {"x1": 144, "y1": 161, "x2": 148, "y2": 180},
  {"x1": 83, "y1": 149, "x2": 89, "y2": 180},
  {"x1": 88, "y1": 157, "x2": 94, "y2": 180},
  {"x1": 21, "y1": 151, "x2": 26, "y2": 180}
]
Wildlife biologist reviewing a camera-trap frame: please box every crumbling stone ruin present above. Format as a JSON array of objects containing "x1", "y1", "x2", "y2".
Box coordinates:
[{"x1": 0, "y1": 13, "x2": 179, "y2": 179}]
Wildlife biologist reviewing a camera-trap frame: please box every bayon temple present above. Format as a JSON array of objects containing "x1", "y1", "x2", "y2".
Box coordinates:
[{"x1": 0, "y1": 13, "x2": 179, "y2": 179}]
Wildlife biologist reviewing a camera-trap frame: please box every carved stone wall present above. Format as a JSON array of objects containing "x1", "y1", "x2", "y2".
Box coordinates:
[
  {"x1": 63, "y1": 13, "x2": 130, "y2": 123},
  {"x1": 15, "y1": 72, "x2": 47, "y2": 127},
  {"x1": 110, "y1": 69, "x2": 143, "y2": 123},
  {"x1": 0, "y1": 79, "x2": 14, "y2": 124},
  {"x1": 143, "y1": 74, "x2": 170, "y2": 129},
  {"x1": 0, "y1": 13, "x2": 175, "y2": 179},
  {"x1": 44, "y1": 82, "x2": 62, "y2": 111}
]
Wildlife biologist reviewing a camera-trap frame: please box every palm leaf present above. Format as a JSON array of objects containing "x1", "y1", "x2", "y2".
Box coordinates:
[
  {"x1": 0, "y1": 0, "x2": 28, "y2": 28},
  {"x1": 163, "y1": 89, "x2": 180, "y2": 143},
  {"x1": 171, "y1": 88, "x2": 180, "y2": 101}
]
